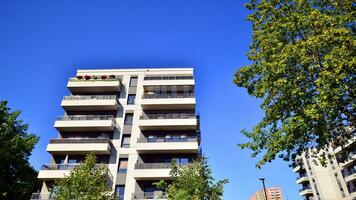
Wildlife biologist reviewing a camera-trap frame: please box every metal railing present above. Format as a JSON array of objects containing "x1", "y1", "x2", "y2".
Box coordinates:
[
  {"x1": 144, "y1": 75, "x2": 193, "y2": 80},
  {"x1": 63, "y1": 95, "x2": 117, "y2": 100},
  {"x1": 296, "y1": 174, "x2": 308, "y2": 180},
  {"x1": 132, "y1": 192, "x2": 167, "y2": 199},
  {"x1": 142, "y1": 93, "x2": 194, "y2": 99},
  {"x1": 137, "y1": 137, "x2": 198, "y2": 143},
  {"x1": 49, "y1": 138, "x2": 110, "y2": 144},
  {"x1": 135, "y1": 162, "x2": 189, "y2": 169},
  {"x1": 69, "y1": 77, "x2": 120, "y2": 81},
  {"x1": 140, "y1": 113, "x2": 196, "y2": 120},
  {"x1": 56, "y1": 115, "x2": 114, "y2": 121},
  {"x1": 41, "y1": 164, "x2": 108, "y2": 170}
]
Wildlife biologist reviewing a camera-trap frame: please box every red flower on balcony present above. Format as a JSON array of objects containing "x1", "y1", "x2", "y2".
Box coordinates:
[
  {"x1": 109, "y1": 75, "x2": 116, "y2": 79},
  {"x1": 101, "y1": 75, "x2": 107, "y2": 79},
  {"x1": 76, "y1": 75, "x2": 83, "y2": 80},
  {"x1": 84, "y1": 75, "x2": 91, "y2": 80}
]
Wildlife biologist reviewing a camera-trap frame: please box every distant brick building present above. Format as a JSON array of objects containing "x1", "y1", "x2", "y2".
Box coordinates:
[{"x1": 250, "y1": 187, "x2": 283, "y2": 200}]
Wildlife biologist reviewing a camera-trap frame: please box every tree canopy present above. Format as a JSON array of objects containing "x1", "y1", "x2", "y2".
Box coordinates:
[
  {"x1": 0, "y1": 100, "x2": 40, "y2": 199},
  {"x1": 234, "y1": 0, "x2": 355, "y2": 168},
  {"x1": 52, "y1": 153, "x2": 112, "y2": 200},
  {"x1": 154, "y1": 157, "x2": 229, "y2": 200}
]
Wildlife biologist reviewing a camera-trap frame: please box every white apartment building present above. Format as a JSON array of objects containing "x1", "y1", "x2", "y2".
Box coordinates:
[
  {"x1": 31, "y1": 68, "x2": 201, "y2": 200},
  {"x1": 293, "y1": 128, "x2": 356, "y2": 200}
]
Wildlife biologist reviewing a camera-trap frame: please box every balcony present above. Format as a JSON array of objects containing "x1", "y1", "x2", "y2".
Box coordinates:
[
  {"x1": 293, "y1": 165, "x2": 301, "y2": 173},
  {"x1": 133, "y1": 163, "x2": 189, "y2": 180},
  {"x1": 141, "y1": 93, "x2": 195, "y2": 110},
  {"x1": 296, "y1": 176, "x2": 309, "y2": 184},
  {"x1": 136, "y1": 137, "x2": 199, "y2": 153},
  {"x1": 37, "y1": 164, "x2": 77, "y2": 180},
  {"x1": 299, "y1": 187, "x2": 313, "y2": 196},
  {"x1": 61, "y1": 95, "x2": 118, "y2": 111},
  {"x1": 54, "y1": 115, "x2": 115, "y2": 132},
  {"x1": 67, "y1": 77, "x2": 121, "y2": 93},
  {"x1": 139, "y1": 113, "x2": 197, "y2": 131},
  {"x1": 132, "y1": 192, "x2": 167, "y2": 200},
  {"x1": 46, "y1": 138, "x2": 111, "y2": 155},
  {"x1": 143, "y1": 75, "x2": 194, "y2": 86},
  {"x1": 38, "y1": 164, "x2": 109, "y2": 180}
]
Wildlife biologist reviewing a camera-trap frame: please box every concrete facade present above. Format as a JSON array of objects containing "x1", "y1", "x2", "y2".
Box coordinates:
[
  {"x1": 293, "y1": 128, "x2": 356, "y2": 200},
  {"x1": 31, "y1": 68, "x2": 200, "y2": 200}
]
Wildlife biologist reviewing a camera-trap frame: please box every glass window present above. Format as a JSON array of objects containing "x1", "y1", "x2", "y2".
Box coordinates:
[
  {"x1": 183, "y1": 86, "x2": 190, "y2": 96},
  {"x1": 161, "y1": 86, "x2": 167, "y2": 95},
  {"x1": 129, "y1": 77, "x2": 138, "y2": 87},
  {"x1": 127, "y1": 94, "x2": 135, "y2": 105},
  {"x1": 124, "y1": 113, "x2": 133, "y2": 125},
  {"x1": 180, "y1": 158, "x2": 189, "y2": 164},
  {"x1": 171, "y1": 86, "x2": 177, "y2": 96},
  {"x1": 118, "y1": 159, "x2": 128, "y2": 174},
  {"x1": 115, "y1": 186, "x2": 125, "y2": 200},
  {"x1": 68, "y1": 159, "x2": 77, "y2": 164},
  {"x1": 148, "y1": 135, "x2": 156, "y2": 142},
  {"x1": 121, "y1": 135, "x2": 131, "y2": 148}
]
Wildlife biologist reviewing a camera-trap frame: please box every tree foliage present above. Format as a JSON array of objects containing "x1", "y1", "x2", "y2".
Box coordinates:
[
  {"x1": 0, "y1": 100, "x2": 40, "y2": 199},
  {"x1": 52, "y1": 153, "x2": 112, "y2": 200},
  {"x1": 234, "y1": 0, "x2": 355, "y2": 168},
  {"x1": 154, "y1": 157, "x2": 229, "y2": 200}
]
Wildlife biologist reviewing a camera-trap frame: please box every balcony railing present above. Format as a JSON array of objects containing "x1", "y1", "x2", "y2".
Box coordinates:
[
  {"x1": 69, "y1": 77, "x2": 120, "y2": 81},
  {"x1": 299, "y1": 187, "x2": 312, "y2": 192},
  {"x1": 41, "y1": 164, "x2": 108, "y2": 170},
  {"x1": 63, "y1": 95, "x2": 117, "y2": 100},
  {"x1": 49, "y1": 138, "x2": 110, "y2": 144},
  {"x1": 135, "y1": 163, "x2": 189, "y2": 169},
  {"x1": 132, "y1": 192, "x2": 167, "y2": 199},
  {"x1": 142, "y1": 93, "x2": 194, "y2": 99},
  {"x1": 56, "y1": 115, "x2": 114, "y2": 121},
  {"x1": 144, "y1": 75, "x2": 193, "y2": 80},
  {"x1": 137, "y1": 137, "x2": 198, "y2": 143},
  {"x1": 30, "y1": 193, "x2": 54, "y2": 200},
  {"x1": 296, "y1": 174, "x2": 308, "y2": 180},
  {"x1": 140, "y1": 113, "x2": 196, "y2": 120}
]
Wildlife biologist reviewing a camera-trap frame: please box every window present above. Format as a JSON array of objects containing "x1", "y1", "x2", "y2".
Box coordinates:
[
  {"x1": 124, "y1": 113, "x2": 133, "y2": 125},
  {"x1": 118, "y1": 159, "x2": 128, "y2": 174},
  {"x1": 121, "y1": 135, "x2": 131, "y2": 148},
  {"x1": 148, "y1": 135, "x2": 157, "y2": 142},
  {"x1": 115, "y1": 185, "x2": 125, "y2": 200},
  {"x1": 127, "y1": 94, "x2": 135, "y2": 105},
  {"x1": 161, "y1": 86, "x2": 167, "y2": 95},
  {"x1": 129, "y1": 77, "x2": 138, "y2": 87},
  {"x1": 171, "y1": 86, "x2": 177, "y2": 96},
  {"x1": 183, "y1": 86, "x2": 190, "y2": 96}
]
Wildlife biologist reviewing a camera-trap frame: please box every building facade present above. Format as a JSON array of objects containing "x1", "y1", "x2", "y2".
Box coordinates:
[
  {"x1": 249, "y1": 186, "x2": 283, "y2": 200},
  {"x1": 31, "y1": 68, "x2": 201, "y2": 200},
  {"x1": 293, "y1": 128, "x2": 356, "y2": 200}
]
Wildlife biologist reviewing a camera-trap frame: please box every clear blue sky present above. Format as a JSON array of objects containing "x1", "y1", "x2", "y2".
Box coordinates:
[{"x1": 0, "y1": 0, "x2": 301, "y2": 199}]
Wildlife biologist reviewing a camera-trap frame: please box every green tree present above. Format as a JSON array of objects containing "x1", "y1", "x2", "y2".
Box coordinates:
[
  {"x1": 0, "y1": 100, "x2": 40, "y2": 199},
  {"x1": 52, "y1": 152, "x2": 112, "y2": 200},
  {"x1": 154, "y1": 157, "x2": 229, "y2": 200},
  {"x1": 234, "y1": 0, "x2": 355, "y2": 168}
]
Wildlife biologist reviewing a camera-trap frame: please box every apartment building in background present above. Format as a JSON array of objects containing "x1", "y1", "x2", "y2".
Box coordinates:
[
  {"x1": 293, "y1": 128, "x2": 356, "y2": 200},
  {"x1": 249, "y1": 186, "x2": 283, "y2": 200},
  {"x1": 31, "y1": 68, "x2": 201, "y2": 200}
]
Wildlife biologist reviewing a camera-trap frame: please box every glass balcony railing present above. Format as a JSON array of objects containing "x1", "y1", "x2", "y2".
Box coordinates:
[
  {"x1": 137, "y1": 136, "x2": 198, "y2": 143},
  {"x1": 49, "y1": 138, "x2": 110, "y2": 144},
  {"x1": 30, "y1": 193, "x2": 54, "y2": 200},
  {"x1": 56, "y1": 115, "x2": 114, "y2": 121},
  {"x1": 63, "y1": 95, "x2": 117, "y2": 100},
  {"x1": 135, "y1": 162, "x2": 189, "y2": 169},
  {"x1": 144, "y1": 75, "x2": 193, "y2": 80},
  {"x1": 299, "y1": 187, "x2": 312, "y2": 192},
  {"x1": 140, "y1": 113, "x2": 196, "y2": 120},
  {"x1": 142, "y1": 93, "x2": 194, "y2": 99}
]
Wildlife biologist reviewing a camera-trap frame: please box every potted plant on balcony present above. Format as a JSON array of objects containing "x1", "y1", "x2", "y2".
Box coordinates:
[
  {"x1": 92, "y1": 75, "x2": 98, "y2": 80},
  {"x1": 84, "y1": 75, "x2": 91, "y2": 80},
  {"x1": 76, "y1": 75, "x2": 83, "y2": 80},
  {"x1": 109, "y1": 75, "x2": 116, "y2": 79},
  {"x1": 101, "y1": 75, "x2": 107, "y2": 80}
]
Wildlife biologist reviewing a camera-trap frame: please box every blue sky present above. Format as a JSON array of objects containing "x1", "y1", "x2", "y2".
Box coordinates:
[{"x1": 0, "y1": 0, "x2": 301, "y2": 199}]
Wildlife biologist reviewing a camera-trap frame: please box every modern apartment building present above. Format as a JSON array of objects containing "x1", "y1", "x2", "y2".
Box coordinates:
[
  {"x1": 249, "y1": 186, "x2": 283, "y2": 200},
  {"x1": 293, "y1": 128, "x2": 356, "y2": 200},
  {"x1": 31, "y1": 68, "x2": 201, "y2": 200}
]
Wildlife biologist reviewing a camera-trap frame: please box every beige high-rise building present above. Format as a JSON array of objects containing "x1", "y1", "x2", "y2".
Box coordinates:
[
  {"x1": 293, "y1": 128, "x2": 356, "y2": 200},
  {"x1": 249, "y1": 186, "x2": 283, "y2": 200},
  {"x1": 31, "y1": 68, "x2": 201, "y2": 200}
]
